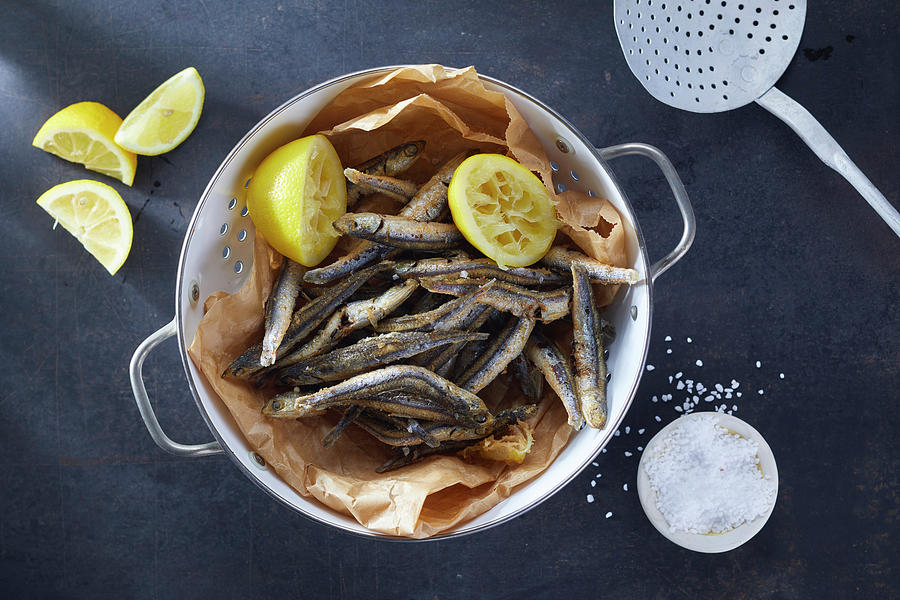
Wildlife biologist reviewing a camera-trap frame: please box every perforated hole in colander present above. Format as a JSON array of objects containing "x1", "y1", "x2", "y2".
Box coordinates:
[{"x1": 614, "y1": 0, "x2": 806, "y2": 113}]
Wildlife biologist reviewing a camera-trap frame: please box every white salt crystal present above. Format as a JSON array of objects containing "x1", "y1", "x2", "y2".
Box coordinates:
[
  {"x1": 755, "y1": 361, "x2": 762, "y2": 368},
  {"x1": 615, "y1": 429, "x2": 621, "y2": 437},
  {"x1": 592, "y1": 462, "x2": 599, "y2": 467},
  {"x1": 638, "y1": 428, "x2": 645, "y2": 434},
  {"x1": 637, "y1": 446, "x2": 643, "y2": 451},
  {"x1": 586, "y1": 494, "x2": 595, "y2": 503},
  {"x1": 596, "y1": 473, "x2": 602, "y2": 478},
  {"x1": 625, "y1": 426, "x2": 631, "y2": 434},
  {"x1": 655, "y1": 416, "x2": 662, "y2": 422},
  {"x1": 646, "y1": 364, "x2": 656, "y2": 371},
  {"x1": 758, "y1": 389, "x2": 764, "y2": 395},
  {"x1": 779, "y1": 373, "x2": 785, "y2": 379},
  {"x1": 695, "y1": 360, "x2": 703, "y2": 367},
  {"x1": 601, "y1": 448, "x2": 607, "y2": 453},
  {"x1": 736, "y1": 392, "x2": 742, "y2": 397},
  {"x1": 625, "y1": 451, "x2": 633, "y2": 457},
  {"x1": 715, "y1": 383, "x2": 724, "y2": 392},
  {"x1": 590, "y1": 480, "x2": 596, "y2": 487},
  {"x1": 652, "y1": 395, "x2": 659, "y2": 403},
  {"x1": 686, "y1": 337, "x2": 693, "y2": 343},
  {"x1": 675, "y1": 372, "x2": 683, "y2": 379},
  {"x1": 623, "y1": 483, "x2": 628, "y2": 491},
  {"x1": 665, "y1": 335, "x2": 672, "y2": 342},
  {"x1": 605, "y1": 511, "x2": 613, "y2": 518},
  {"x1": 705, "y1": 395, "x2": 714, "y2": 402},
  {"x1": 674, "y1": 406, "x2": 683, "y2": 413},
  {"x1": 731, "y1": 379, "x2": 740, "y2": 388},
  {"x1": 676, "y1": 381, "x2": 685, "y2": 390},
  {"x1": 667, "y1": 349, "x2": 672, "y2": 354}
]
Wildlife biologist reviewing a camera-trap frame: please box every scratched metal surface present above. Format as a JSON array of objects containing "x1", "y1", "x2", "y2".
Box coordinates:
[{"x1": 1, "y1": 0, "x2": 898, "y2": 598}]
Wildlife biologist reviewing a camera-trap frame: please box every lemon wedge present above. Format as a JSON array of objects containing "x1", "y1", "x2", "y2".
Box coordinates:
[
  {"x1": 114, "y1": 67, "x2": 205, "y2": 156},
  {"x1": 448, "y1": 154, "x2": 557, "y2": 268},
  {"x1": 36, "y1": 180, "x2": 133, "y2": 275},
  {"x1": 247, "y1": 134, "x2": 347, "y2": 266},
  {"x1": 32, "y1": 102, "x2": 138, "y2": 186}
]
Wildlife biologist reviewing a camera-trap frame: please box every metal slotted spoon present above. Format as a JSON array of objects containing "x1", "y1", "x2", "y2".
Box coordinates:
[{"x1": 614, "y1": 0, "x2": 900, "y2": 237}]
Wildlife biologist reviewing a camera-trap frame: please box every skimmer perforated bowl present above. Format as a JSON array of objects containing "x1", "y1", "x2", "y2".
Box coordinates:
[
  {"x1": 614, "y1": 0, "x2": 900, "y2": 237},
  {"x1": 129, "y1": 65, "x2": 695, "y2": 539}
]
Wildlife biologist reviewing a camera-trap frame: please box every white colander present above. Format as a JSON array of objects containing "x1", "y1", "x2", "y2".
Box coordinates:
[{"x1": 129, "y1": 66, "x2": 695, "y2": 539}]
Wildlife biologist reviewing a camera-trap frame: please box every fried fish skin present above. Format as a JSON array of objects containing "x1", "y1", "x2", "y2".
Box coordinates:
[
  {"x1": 570, "y1": 264, "x2": 608, "y2": 429},
  {"x1": 374, "y1": 294, "x2": 470, "y2": 333},
  {"x1": 375, "y1": 404, "x2": 539, "y2": 472},
  {"x1": 510, "y1": 353, "x2": 543, "y2": 401},
  {"x1": 347, "y1": 140, "x2": 425, "y2": 207},
  {"x1": 334, "y1": 213, "x2": 466, "y2": 250},
  {"x1": 540, "y1": 246, "x2": 638, "y2": 285},
  {"x1": 304, "y1": 153, "x2": 465, "y2": 285},
  {"x1": 393, "y1": 256, "x2": 568, "y2": 287},
  {"x1": 224, "y1": 261, "x2": 392, "y2": 378},
  {"x1": 526, "y1": 328, "x2": 585, "y2": 430},
  {"x1": 457, "y1": 316, "x2": 536, "y2": 393},
  {"x1": 321, "y1": 405, "x2": 363, "y2": 448},
  {"x1": 275, "y1": 330, "x2": 488, "y2": 385},
  {"x1": 260, "y1": 259, "x2": 305, "y2": 367},
  {"x1": 262, "y1": 365, "x2": 493, "y2": 427},
  {"x1": 418, "y1": 277, "x2": 571, "y2": 323},
  {"x1": 343, "y1": 169, "x2": 418, "y2": 203}
]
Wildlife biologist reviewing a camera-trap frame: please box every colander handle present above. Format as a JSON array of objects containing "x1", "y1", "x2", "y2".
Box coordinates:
[
  {"x1": 597, "y1": 143, "x2": 696, "y2": 282},
  {"x1": 129, "y1": 318, "x2": 224, "y2": 457}
]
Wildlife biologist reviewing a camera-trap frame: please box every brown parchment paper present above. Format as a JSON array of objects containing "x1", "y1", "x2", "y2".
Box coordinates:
[{"x1": 188, "y1": 65, "x2": 628, "y2": 538}]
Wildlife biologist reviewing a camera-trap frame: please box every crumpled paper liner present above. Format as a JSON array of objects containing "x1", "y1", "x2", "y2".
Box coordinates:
[{"x1": 188, "y1": 65, "x2": 628, "y2": 538}]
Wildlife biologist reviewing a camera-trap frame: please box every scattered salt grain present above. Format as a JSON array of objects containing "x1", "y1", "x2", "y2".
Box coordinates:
[
  {"x1": 758, "y1": 389, "x2": 764, "y2": 395},
  {"x1": 731, "y1": 379, "x2": 740, "y2": 388},
  {"x1": 614, "y1": 429, "x2": 621, "y2": 437},
  {"x1": 674, "y1": 406, "x2": 683, "y2": 413},
  {"x1": 637, "y1": 446, "x2": 643, "y2": 451},
  {"x1": 667, "y1": 349, "x2": 672, "y2": 354},
  {"x1": 676, "y1": 381, "x2": 685, "y2": 390},
  {"x1": 652, "y1": 395, "x2": 659, "y2": 403},
  {"x1": 586, "y1": 494, "x2": 595, "y2": 503},
  {"x1": 623, "y1": 483, "x2": 628, "y2": 491},
  {"x1": 605, "y1": 511, "x2": 613, "y2": 518},
  {"x1": 675, "y1": 372, "x2": 683, "y2": 379},
  {"x1": 779, "y1": 373, "x2": 785, "y2": 379},
  {"x1": 655, "y1": 415, "x2": 662, "y2": 422},
  {"x1": 695, "y1": 360, "x2": 703, "y2": 367},
  {"x1": 624, "y1": 451, "x2": 633, "y2": 457},
  {"x1": 665, "y1": 335, "x2": 672, "y2": 342},
  {"x1": 459, "y1": 270, "x2": 469, "y2": 278},
  {"x1": 596, "y1": 473, "x2": 603, "y2": 478},
  {"x1": 601, "y1": 448, "x2": 607, "y2": 453},
  {"x1": 642, "y1": 414, "x2": 776, "y2": 534},
  {"x1": 646, "y1": 364, "x2": 656, "y2": 371},
  {"x1": 756, "y1": 361, "x2": 762, "y2": 368},
  {"x1": 590, "y1": 480, "x2": 596, "y2": 487},
  {"x1": 592, "y1": 462, "x2": 599, "y2": 467},
  {"x1": 638, "y1": 428, "x2": 645, "y2": 435},
  {"x1": 686, "y1": 337, "x2": 692, "y2": 343},
  {"x1": 625, "y1": 426, "x2": 630, "y2": 434}
]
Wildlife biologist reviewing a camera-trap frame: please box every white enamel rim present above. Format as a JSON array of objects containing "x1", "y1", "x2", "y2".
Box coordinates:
[
  {"x1": 636, "y1": 412, "x2": 779, "y2": 553},
  {"x1": 172, "y1": 66, "x2": 664, "y2": 540}
]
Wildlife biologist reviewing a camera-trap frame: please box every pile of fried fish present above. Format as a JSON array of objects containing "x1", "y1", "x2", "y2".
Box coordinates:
[{"x1": 223, "y1": 141, "x2": 638, "y2": 472}]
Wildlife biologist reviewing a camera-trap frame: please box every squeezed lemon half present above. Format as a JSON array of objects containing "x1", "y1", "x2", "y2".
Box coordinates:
[
  {"x1": 32, "y1": 102, "x2": 138, "y2": 186},
  {"x1": 114, "y1": 67, "x2": 205, "y2": 156},
  {"x1": 449, "y1": 154, "x2": 557, "y2": 268},
  {"x1": 36, "y1": 180, "x2": 133, "y2": 275},
  {"x1": 247, "y1": 134, "x2": 347, "y2": 266}
]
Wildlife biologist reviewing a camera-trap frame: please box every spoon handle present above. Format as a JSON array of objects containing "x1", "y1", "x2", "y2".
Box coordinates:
[{"x1": 757, "y1": 86, "x2": 900, "y2": 238}]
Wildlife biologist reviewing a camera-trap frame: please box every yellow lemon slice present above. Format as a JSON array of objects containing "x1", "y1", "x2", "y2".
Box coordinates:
[
  {"x1": 449, "y1": 154, "x2": 557, "y2": 268},
  {"x1": 114, "y1": 67, "x2": 205, "y2": 156},
  {"x1": 32, "y1": 102, "x2": 137, "y2": 186},
  {"x1": 247, "y1": 134, "x2": 347, "y2": 266},
  {"x1": 36, "y1": 180, "x2": 133, "y2": 275}
]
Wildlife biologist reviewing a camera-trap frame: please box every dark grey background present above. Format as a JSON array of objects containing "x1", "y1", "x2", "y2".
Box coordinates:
[{"x1": 2, "y1": 0, "x2": 897, "y2": 598}]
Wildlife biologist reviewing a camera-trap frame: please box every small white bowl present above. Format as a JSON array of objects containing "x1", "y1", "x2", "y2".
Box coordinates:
[{"x1": 636, "y1": 412, "x2": 778, "y2": 553}]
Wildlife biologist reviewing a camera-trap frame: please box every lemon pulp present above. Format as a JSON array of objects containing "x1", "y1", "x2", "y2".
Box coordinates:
[
  {"x1": 247, "y1": 134, "x2": 346, "y2": 266},
  {"x1": 449, "y1": 154, "x2": 557, "y2": 268},
  {"x1": 32, "y1": 102, "x2": 137, "y2": 186},
  {"x1": 36, "y1": 180, "x2": 133, "y2": 275},
  {"x1": 114, "y1": 67, "x2": 205, "y2": 156}
]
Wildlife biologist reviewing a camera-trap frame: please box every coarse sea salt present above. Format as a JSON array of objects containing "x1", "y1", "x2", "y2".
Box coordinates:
[{"x1": 643, "y1": 414, "x2": 776, "y2": 534}]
